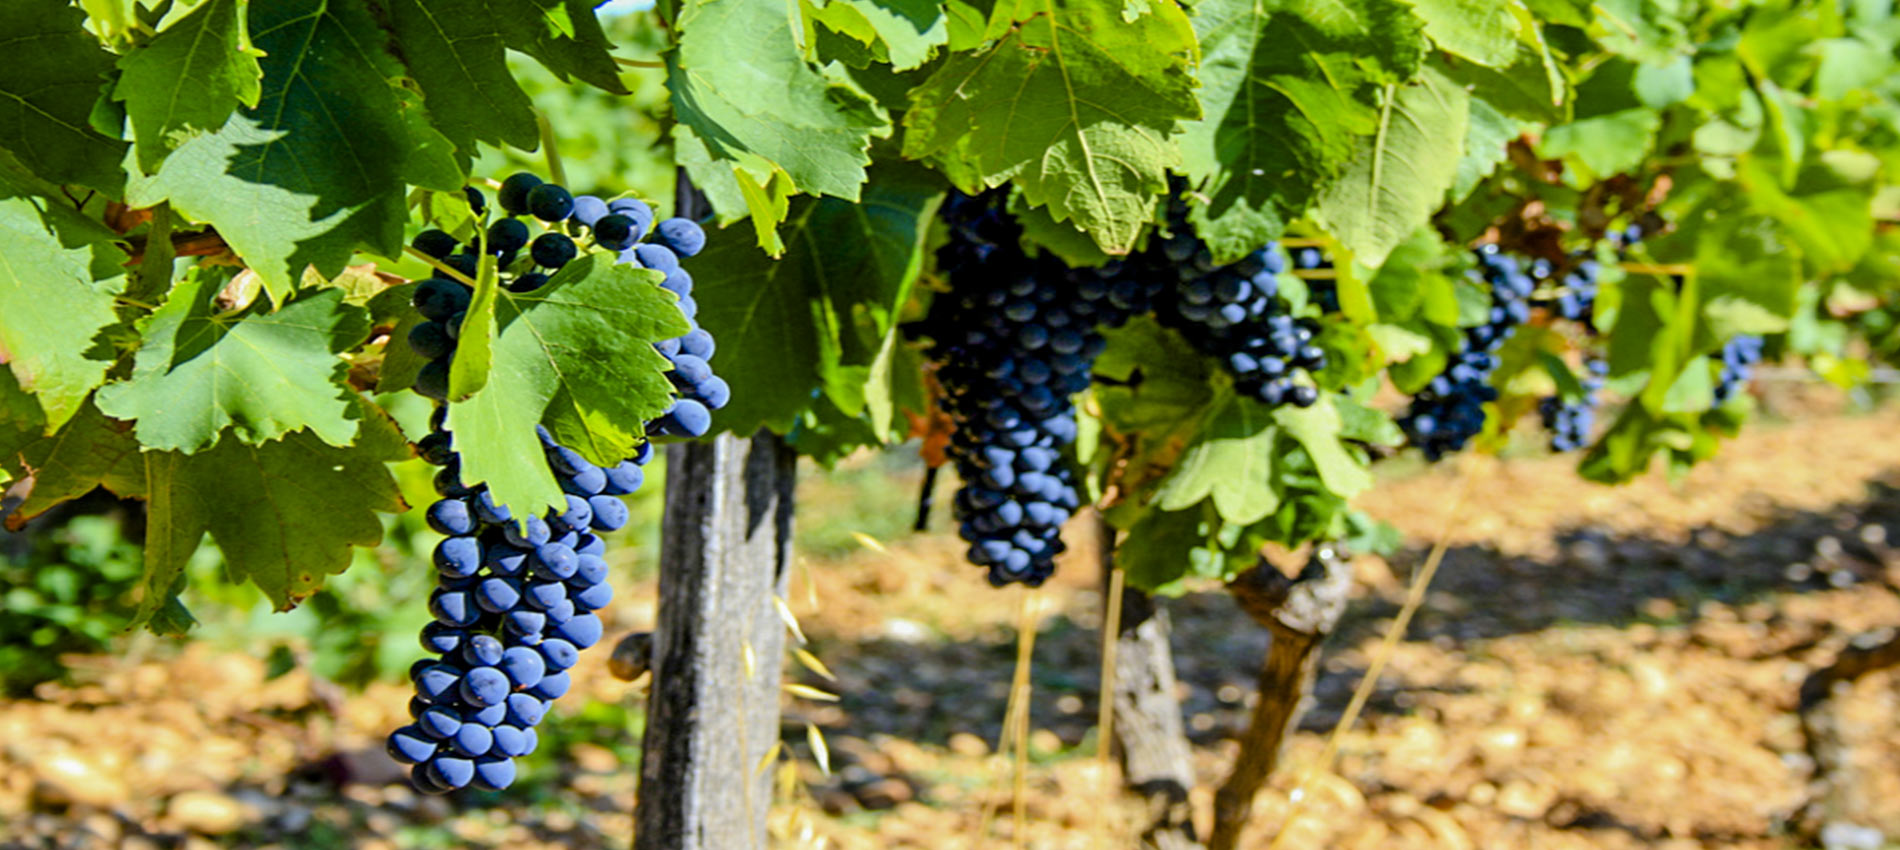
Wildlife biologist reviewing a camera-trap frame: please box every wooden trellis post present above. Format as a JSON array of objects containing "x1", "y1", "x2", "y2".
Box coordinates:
[{"x1": 634, "y1": 430, "x2": 796, "y2": 850}]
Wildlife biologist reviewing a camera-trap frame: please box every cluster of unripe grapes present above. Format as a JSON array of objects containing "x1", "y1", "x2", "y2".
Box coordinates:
[{"x1": 388, "y1": 174, "x2": 723, "y2": 792}]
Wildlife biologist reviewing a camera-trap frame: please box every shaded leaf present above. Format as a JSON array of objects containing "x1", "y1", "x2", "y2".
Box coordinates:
[
  {"x1": 0, "y1": 0, "x2": 130, "y2": 192},
  {"x1": 128, "y1": 0, "x2": 465, "y2": 303},
  {"x1": 1181, "y1": 0, "x2": 1424, "y2": 261},
  {"x1": 694, "y1": 168, "x2": 941, "y2": 436},
  {"x1": 134, "y1": 401, "x2": 411, "y2": 626},
  {"x1": 114, "y1": 0, "x2": 262, "y2": 173}
]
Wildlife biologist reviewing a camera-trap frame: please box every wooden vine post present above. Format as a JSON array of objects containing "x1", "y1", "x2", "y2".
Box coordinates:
[
  {"x1": 633, "y1": 430, "x2": 796, "y2": 849},
  {"x1": 632, "y1": 174, "x2": 796, "y2": 849}
]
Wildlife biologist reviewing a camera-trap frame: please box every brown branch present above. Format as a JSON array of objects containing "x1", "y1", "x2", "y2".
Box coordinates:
[{"x1": 1208, "y1": 547, "x2": 1353, "y2": 850}]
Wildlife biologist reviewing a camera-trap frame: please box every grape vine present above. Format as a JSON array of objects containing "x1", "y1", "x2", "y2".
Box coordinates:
[{"x1": 387, "y1": 174, "x2": 720, "y2": 793}]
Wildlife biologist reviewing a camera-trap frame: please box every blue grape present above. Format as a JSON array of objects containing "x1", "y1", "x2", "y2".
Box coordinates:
[
  {"x1": 527, "y1": 670, "x2": 572, "y2": 700},
  {"x1": 408, "y1": 321, "x2": 454, "y2": 361},
  {"x1": 491, "y1": 725, "x2": 531, "y2": 757},
  {"x1": 655, "y1": 218, "x2": 706, "y2": 257},
  {"x1": 587, "y1": 495, "x2": 629, "y2": 531},
  {"x1": 1712, "y1": 335, "x2": 1763, "y2": 403},
  {"x1": 552, "y1": 612, "x2": 603, "y2": 648},
  {"x1": 500, "y1": 646, "x2": 547, "y2": 688},
  {"x1": 498, "y1": 173, "x2": 542, "y2": 215},
  {"x1": 472, "y1": 756, "x2": 517, "y2": 791},
  {"x1": 526, "y1": 184, "x2": 574, "y2": 222},
  {"x1": 538, "y1": 638, "x2": 579, "y2": 672},
  {"x1": 530, "y1": 232, "x2": 577, "y2": 269},
  {"x1": 487, "y1": 217, "x2": 530, "y2": 255},
  {"x1": 425, "y1": 498, "x2": 475, "y2": 536},
  {"x1": 387, "y1": 726, "x2": 438, "y2": 764},
  {"x1": 609, "y1": 198, "x2": 655, "y2": 234},
  {"x1": 413, "y1": 229, "x2": 458, "y2": 259},
  {"x1": 633, "y1": 243, "x2": 678, "y2": 271},
  {"x1": 593, "y1": 214, "x2": 637, "y2": 251},
  {"x1": 433, "y1": 536, "x2": 482, "y2": 577}
]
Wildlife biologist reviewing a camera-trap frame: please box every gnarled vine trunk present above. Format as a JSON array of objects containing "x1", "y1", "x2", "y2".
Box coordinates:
[{"x1": 1208, "y1": 548, "x2": 1353, "y2": 850}]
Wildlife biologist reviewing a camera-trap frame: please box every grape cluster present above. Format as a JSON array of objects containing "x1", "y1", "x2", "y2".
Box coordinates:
[
  {"x1": 1289, "y1": 246, "x2": 1340, "y2": 314},
  {"x1": 388, "y1": 174, "x2": 722, "y2": 793},
  {"x1": 917, "y1": 192, "x2": 1124, "y2": 586},
  {"x1": 1129, "y1": 201, "x2": 1325, "y2": 407},
  {"x1": 386, "y1": 417, "x2": 638, "y2": 794},
  {"x1": 1398, "y1": 246, "x2": 1533, "y2": 460},
  {"x1": 1712, "y1": 335, "x2": 1764, "y2": 403},
  {"x1": 1539, "y1": 358, "x2": 1607, "y2": 451},
  {"x1": 1542, "y1": 257, "x2": 1601, "y2": 323}
]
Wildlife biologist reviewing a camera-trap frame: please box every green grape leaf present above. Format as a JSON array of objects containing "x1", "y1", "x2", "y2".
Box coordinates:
[
  {"x1": 134, "y1": 401, "x2": 411, "y2": 626},
  {"x1": 1180, "y1": 0, "x2": 1425, "y2": 262},
  {"x1": 113, "y1": 0, "x2": 263, "y2": 173},
  {"x1": 0, "y1": 0, "x2": 130, "y2": 193},
  {"x1": 806, "y1": 0, "x2": 950, "y2": 71},
  {"x1": 1411, "y1": 0, "x2": 1519, "y2": 67},
  {"x1": 1450, "y1": 97, "x2": 1519, "y2": 202},
  {"x1": 496, "y1": 0, "x2": 629, "y2": 94},
  {"x1": 1155, "y1": 394, "x2": 1280, "y2": 524},
  {"x1": 675, "y1": 125, "x2": 799, "y2": 253},
  {"x1": 1439, "y1": 41, "x2": 1565, "y2": 124},
  {"x1": 1010, "y1": 194, "x2": 1115, "y2": 268},
  {"x1": 448, "y1": 253, "x2": 502, "y2": 401},
  {"x1": 1094, "y1": 315, "x2": 1216, "y2": 434},
  {"x1": 385, "y1": 0, "x2": 541, "y2": 154},
  {"x1": 0, "y1": 399, "x2": 145, "y2": 530},
  {"x1": 1743, "y1": 153, "x2": 1877, "y2": 277},
  {"x1": 127, "y1": 0, "x2": 465, "y2": 304},
  {"x1": 95, "y1": 270, "x2": 371, "y2": 453},
  {"x1": 1114, "y1": 504, "x2": 1222, "y2": 594},
  {"x1": 695, "y1": 168, "x2": 941, "y2": 436},
  {"x1": 446, "y1": 254, "x2": 690, "y2": 515},
  {"x1": 1537, "y1": 107, "x2": 1659, "y2": 183},
  {"x1": 1688, "y1": 212, "x2": 1802, "y2": 341},
  {"x1": 1315, "y1": 66, "x2": 1469, "y2": 267},
  {"x1": 0, "y1": 197, "x2": 126, "y2": 431},
  {"x1": 1275, "y1": 398, "x2": 1373, "y2": 498},
  {"x1": 669, "y1": 0, "x2": 891, "y2": 205},
  {"x1": 904, "y1": 0, "x2": 1200, "y2": 255}
]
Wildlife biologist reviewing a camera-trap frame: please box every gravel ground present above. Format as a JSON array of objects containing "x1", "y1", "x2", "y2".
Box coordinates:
[{"x1": 4, "y1": 401, "x2": 1899, "y2": 850}]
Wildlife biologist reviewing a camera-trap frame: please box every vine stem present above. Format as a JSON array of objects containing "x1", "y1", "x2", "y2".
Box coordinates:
[
  {"x1": 403, "y1": 245, "x2": 479, "y2": 288},
  {"x1": 1620, "y1": 262, "x2": 1696, "y2": 276},
  {"x1": 977, "y1": 588, "x2": 1044, "y2": 846},
  {"x1": 1266, "y1": 456, "x2": 1475, "y2": 850},
  {"x1": 1009, "y1": 588, "x2": 1041, "y2": 850},
  {"x1": 536, "y1": 110, "x2": 568, "y2": 189},
  {"x1": 1097, "y1": 564, "x2": 1126, "y2": 770},
  {"x1": 615, "y1": 56, "x2": 666, "y2": 68}
]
